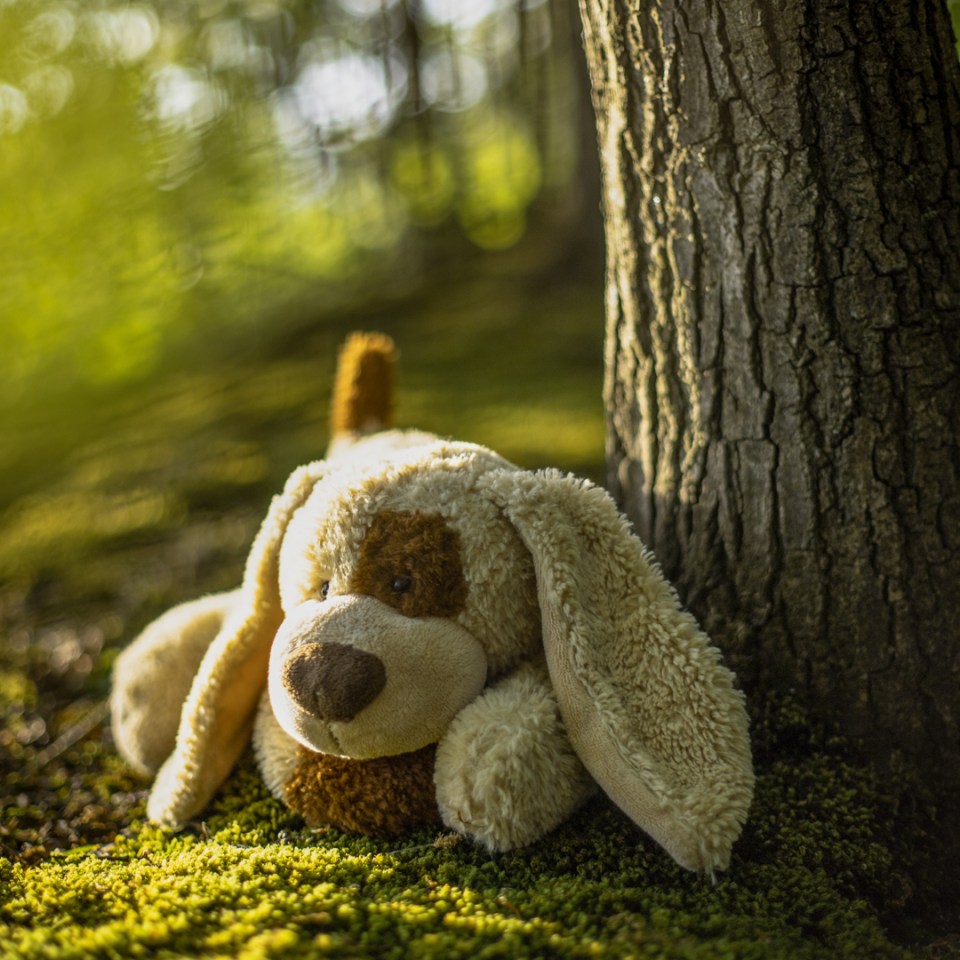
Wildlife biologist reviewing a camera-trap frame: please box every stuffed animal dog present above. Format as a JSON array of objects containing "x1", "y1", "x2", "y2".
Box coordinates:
[{"x1": 111, "y1": 333, "x2": 753, "y2": 872}]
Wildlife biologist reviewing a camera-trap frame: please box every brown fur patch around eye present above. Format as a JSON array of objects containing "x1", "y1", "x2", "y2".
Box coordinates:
[
  {"x1": 284, "y1": 746, "x2": 441, "y2": 837},
  {"x1": 349, "y1": 510, "x2": 468, "y2": 618}
]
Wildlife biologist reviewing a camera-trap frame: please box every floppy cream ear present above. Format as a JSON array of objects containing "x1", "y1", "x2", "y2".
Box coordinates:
[
  {"x1": 147, "y1": 462, "x2": 327, "y2": 827},
  {"x1": 481, "y1": 469, "x2": 754, "y2": 872}
]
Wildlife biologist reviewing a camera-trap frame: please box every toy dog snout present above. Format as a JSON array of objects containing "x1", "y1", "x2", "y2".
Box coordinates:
[
  {"x1": 268, "y1": 593, "x2": 488, "y2": 759},
  {"x1": 281, "y1": 642, "x2": 386, "y2": 722}
]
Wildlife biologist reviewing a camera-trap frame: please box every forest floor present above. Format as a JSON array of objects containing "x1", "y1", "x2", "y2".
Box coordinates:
[{"x1": 1, "y1": 265, "x2": 957, "y2": 959}]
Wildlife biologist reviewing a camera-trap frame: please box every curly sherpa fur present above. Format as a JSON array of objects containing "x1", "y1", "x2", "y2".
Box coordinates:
[{"x1": 110, "y1": 332, "x2": 754, "y2": 871}]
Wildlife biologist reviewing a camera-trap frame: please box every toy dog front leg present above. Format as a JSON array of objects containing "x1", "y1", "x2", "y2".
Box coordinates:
[
  {"x1": 434, "y1": 659, "x2": 597, "y2": 851},
  {"x1": 111, "y1": 590, "x2": 240, "y2": 776}
]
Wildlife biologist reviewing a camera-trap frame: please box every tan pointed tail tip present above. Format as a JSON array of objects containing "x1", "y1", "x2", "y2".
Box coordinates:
[{"x1": 330, "y1": 331, "x2": 397, "y2": 439}]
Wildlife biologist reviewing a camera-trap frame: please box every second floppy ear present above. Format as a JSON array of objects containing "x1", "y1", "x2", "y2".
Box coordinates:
[
  {"x1": 478, "y1": 468, "x2": 754, "y2": 873},
  {"x1": 146, "y1": 460, "x2": 329, "y2": 828}
]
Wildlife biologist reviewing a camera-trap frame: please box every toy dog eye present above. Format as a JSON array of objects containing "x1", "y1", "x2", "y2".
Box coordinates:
[
  {"x1": 391, "y1": 575, "x2": 412, "y2": 594},
  {"x1": 319, "y1": 581, "x2": 330, "y2": 600}
]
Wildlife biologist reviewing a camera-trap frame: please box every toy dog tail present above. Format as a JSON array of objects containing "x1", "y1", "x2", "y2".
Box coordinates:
[{"x1": 330, "y1": 332, "x2": 397, "y2": 440}]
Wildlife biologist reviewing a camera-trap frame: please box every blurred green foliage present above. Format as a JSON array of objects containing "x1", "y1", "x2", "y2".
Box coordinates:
[
  {"x1": 0, "y1": 0, "x2": 586, "y2": 417},
  {"x1": 0, "y1": 0, "x2": 601, "y2": 559}
]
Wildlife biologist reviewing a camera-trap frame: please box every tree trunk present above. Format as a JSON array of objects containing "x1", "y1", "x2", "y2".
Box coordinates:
[{"x1": 578, "y1": 0, "x2": 960, "y2": 849}]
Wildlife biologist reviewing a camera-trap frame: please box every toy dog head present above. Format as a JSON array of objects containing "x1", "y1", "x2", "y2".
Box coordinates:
[
  {"x1": 117, "y1": 333, "x2": 753, "y2": 872},
  {"x1": 269, "y1": 438, "x2": 541, "y2": 760}
]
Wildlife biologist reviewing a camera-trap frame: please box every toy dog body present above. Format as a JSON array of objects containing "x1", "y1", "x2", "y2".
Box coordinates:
[{"x1": 112, "y1": 334, "x2": 753, "y2": 871}]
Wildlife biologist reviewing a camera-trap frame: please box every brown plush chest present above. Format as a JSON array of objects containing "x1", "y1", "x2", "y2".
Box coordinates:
[{"x1": 284, "y1": 744, "x2": 441, "y2": 837}]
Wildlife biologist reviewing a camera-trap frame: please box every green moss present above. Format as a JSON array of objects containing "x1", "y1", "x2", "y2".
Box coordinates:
[{"x1": 0, "y1": 701, "x2": 928, "y2": 959}]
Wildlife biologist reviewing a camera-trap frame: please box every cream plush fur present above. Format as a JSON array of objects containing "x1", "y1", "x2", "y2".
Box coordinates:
[
  {"x1": 111, "y1": 334, "x2": 754, "y2": 871},
  {"x1": 434, "y1": 659, "x2": 598, "y2": 851}
]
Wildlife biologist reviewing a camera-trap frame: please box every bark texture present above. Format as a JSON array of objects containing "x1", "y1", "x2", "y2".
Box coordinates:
[{"x1": 579, "y1": 0, "x2": 960, "y2": 811}]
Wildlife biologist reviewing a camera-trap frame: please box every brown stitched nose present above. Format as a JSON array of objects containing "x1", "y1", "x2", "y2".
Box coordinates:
[{"x1": 281, "y1": 642, "x2": 386, "y2": 722}]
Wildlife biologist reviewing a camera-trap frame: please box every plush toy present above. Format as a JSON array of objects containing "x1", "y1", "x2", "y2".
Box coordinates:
[{"x1": 111, "y1": 332, "x2": 753, "y2": 872}]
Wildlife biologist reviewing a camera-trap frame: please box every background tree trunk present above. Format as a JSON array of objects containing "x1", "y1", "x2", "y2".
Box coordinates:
[{"x1": 578, "y1": 0, "x2": 960, "y2": 858}]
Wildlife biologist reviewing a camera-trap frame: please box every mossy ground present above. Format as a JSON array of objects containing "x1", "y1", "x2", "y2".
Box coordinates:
[
  {"x1": 1, "y1": 700, "x2": 942, "y2": 960},
  {"x1": 1, "y1": 267, "x2": 956, "y2": 958}
]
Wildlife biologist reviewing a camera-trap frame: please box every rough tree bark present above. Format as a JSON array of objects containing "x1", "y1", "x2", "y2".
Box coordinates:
[{"x1": 578, "y1": 0, "x2": 960, "y2": 846}]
